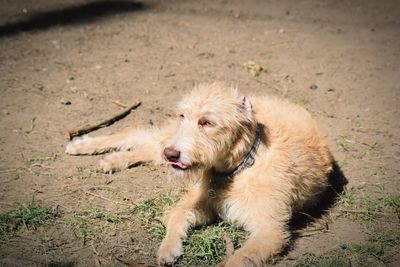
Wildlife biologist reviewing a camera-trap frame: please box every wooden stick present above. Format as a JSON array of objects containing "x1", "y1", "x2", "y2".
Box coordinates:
[
  {"x1": 64, "y1": 101, "x2": 141, "y2": 140},
  {"x1": 30, "y1": 163, "x2": 55, "y2": 169},
  {"x1": 112, "y1": 100, "x2": 128, "y2": 109},
  {"x1": 82, "y1": 190, "x2": 131, "y2": 207},
  {"x1": 216, "y1": 232, "x2": 235, "y2": 267},
  {"x1": 25, "y1": 117, "x2": 36, "y2": 134}
]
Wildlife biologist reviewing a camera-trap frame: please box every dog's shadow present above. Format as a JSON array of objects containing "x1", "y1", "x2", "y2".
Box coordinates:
[{"x1": 286, "y1": 161, "x2": 348, "y2": 250}]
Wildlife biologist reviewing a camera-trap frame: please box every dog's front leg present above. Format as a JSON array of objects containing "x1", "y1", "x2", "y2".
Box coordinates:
[
  {"x1": 98, "y1": 148, "x2": 159, "y2": 173},
  {"x1": 158, "y1": 187, "x2": 212, "y2": 266}
]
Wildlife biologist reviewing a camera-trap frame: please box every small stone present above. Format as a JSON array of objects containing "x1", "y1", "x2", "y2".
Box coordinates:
[
  {"x1": 33, "y1": 83, "x2": 44, "y2": 90},
  {"x1": 61, "y1": 99, "x2": 71, "y2": 105},
  {"x1": 309, "y1": 84, "x2": 318, "y2": 90}
]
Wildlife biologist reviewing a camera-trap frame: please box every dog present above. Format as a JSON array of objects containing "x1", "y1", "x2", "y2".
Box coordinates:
[{"x1": 65, "y1": 82, "x2": 334, "y2": 266}]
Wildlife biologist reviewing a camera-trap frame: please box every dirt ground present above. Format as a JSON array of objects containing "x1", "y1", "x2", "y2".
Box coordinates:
[{"x1": 0, "y1": 0, "x2": 399, "y2": 266}]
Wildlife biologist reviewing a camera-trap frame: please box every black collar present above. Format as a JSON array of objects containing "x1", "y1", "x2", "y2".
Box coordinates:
[{"x1": 212, "y1": 123, "x2": 263, "y2": 179}]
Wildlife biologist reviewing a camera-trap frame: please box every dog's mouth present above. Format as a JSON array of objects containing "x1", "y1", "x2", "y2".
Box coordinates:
[{"x1": 168, "y1": 160, "x2": 189, "y2": 170}]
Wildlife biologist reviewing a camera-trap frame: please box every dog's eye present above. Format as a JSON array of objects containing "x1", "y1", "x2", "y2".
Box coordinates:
[
  {"x1": 179, "y1": 114, "x2": 185, "y2": 119},
  {"x1": 198, "y1": 119, "x2": 213, "y2": 127}
]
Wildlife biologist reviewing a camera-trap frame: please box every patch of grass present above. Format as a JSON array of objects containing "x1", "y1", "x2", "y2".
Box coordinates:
[
  {"x1": 0, "y1": 198, "x2": 58, "y2": 236},
  {"x1": 293, "y1": 252, "x2": 350, "y2": 267},
  {"x1": 294, "y1": 95, "x2": 310, "y2": 106},
  {"x1": 368, "y1": 228, "x2": 400, "y2": 247},
  {"x1": 293, "y1": 242, "x2": 387, "y2": 267},
  {"x1": 131, "y1": 193, "x2": 176, "y2": 241},
  {"x1": 336, "y1": 189, "x2": 400, "y2": 221},
  {"x1": 294, "y1": 190, "x2": 400, "y2": 266},
  {"x1": 336, "y1": 136, "x2": 355, "y2": 152},
  {"x1": 68, "y1": 216, "x2": 92, "y2": 245},
  {"x1": 380, "y1": 193, "x2": 400, "y2": 216},
  {"x1": 29, "y1": 153, "x2": 58, "y2": 163},
  {"x1": 78, "y1": 204, "x2": 125, "y2": 223},
  {"x1": 340, "y1": 243, "x2": 385, "y2": 259},
  {"x1": 75, "y1": 166, "x2": 101, "y2": 179},
  {"x1": 242, "y1": 60, "x2": 265, "y2": 77},
  {"x1": 68, "y1": 204, "x2": 126, "y2": 244},
  {"x1": 360, "y1": 141, "x2": 384, "y2": 158},
  {"x1": 131, "y1": 192, "x2": 246, "y2": 266},
  {"x1": 180, "y1": 222, "x2": 245, "y2": 266},
  {"x1": 293, "y1": 226, "x2": 400, "y2": 267}
]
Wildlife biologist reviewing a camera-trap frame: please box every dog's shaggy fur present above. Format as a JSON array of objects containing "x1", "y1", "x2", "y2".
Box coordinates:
[{"x1": 66, "y1": 83, "x2": 334, "y2": 266}]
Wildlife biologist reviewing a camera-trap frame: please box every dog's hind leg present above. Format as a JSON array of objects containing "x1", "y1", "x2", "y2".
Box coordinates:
[{"x1": 65, "y1": 127, "x2": 162, "y2": 155}]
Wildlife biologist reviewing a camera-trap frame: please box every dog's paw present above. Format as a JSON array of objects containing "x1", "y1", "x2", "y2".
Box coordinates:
[
  {"x1": 98, "y1": 154, "x2": 123, "y2": 173},
  {"x1": 157, "y1": 240, "x2": 182, "y2": 266},
  {"x1": 65, "y1": 136, "x2": 95, "y2": 155}
]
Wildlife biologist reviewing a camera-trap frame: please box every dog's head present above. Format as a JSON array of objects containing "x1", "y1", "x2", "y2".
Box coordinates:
[{"x1": 163, "y1": 82, "x2": 257, "y2": 175}]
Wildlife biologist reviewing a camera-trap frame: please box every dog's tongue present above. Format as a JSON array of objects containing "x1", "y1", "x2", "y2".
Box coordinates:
[{"x1": 169, "y1": 161, "x2": 188, "y2": 169}]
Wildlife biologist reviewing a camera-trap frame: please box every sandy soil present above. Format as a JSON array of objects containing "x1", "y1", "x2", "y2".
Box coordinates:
[{"x1": 0, "y1": 0, "x2": 399, "y2": 266}]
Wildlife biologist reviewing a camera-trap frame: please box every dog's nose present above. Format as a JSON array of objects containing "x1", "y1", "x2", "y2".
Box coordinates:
[{"x1": 164, "y1": 146, "x2": 180, "y2": 161}]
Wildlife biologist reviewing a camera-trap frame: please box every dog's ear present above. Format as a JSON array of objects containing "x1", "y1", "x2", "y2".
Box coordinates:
[{"x1": 242, "y1": 96, "x2": 254, "y2": 119}]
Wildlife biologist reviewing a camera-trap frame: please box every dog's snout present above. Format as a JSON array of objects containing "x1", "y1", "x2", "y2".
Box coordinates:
[{"x1": 164, "y1": 146, "x2": 180, "y2": 161}]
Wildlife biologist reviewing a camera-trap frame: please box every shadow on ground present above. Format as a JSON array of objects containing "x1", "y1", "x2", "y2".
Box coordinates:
[
  {"x1": 48, "y1": 261, "x2": 76, "y2": 267},
  {"x1": 276, "y1": 161, "x2": 348, "y2": 258},
  {"x1": 290, "y1": 161, "x2": 348, "y2": 233},
  {"x1": 0, "y1": 0, "x2": 146, "y2": 38}
]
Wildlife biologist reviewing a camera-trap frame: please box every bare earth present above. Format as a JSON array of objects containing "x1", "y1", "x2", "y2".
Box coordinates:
[{"x1": 0, "y1": 0, "x2": 399, "y2": 266}]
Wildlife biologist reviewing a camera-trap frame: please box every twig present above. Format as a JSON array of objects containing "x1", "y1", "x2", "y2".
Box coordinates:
[
  {"x1": 296, "y1": 231, "x2": 327, "y2": 237},
  {"x1": 20, "y1": 166, "x2": 35, "y2": 174},
  {"x1": 223, "y1": 232, "x2": 234, "y2": 256},
  {"x1": 30, "y1": 163, "x2": 55, "y2": 169},
  {"x1": 112, "y1": 100, "x2": 128, "y2": 109},
  {"x1": 339, "y1": 208, "x2": 390, "y2": 215},
  {"x1": 42, "y1": 189, "x2": 79, "y2": 200},
  {"x1": 0, "y1": 168, "x2": 18, "y2": 173},
  {"x1": 25, "y1": 117, "x2": 36, "y2": 134},
  {"x1": 82, "y1": 190, "x2": 131, "y2": 206},
  {"x1": 293, "y1": 227, "x2": 328, "y2": 237},
  {"x1": 296, "y1": 211, "x2": 318, "y2": 221},
  {"x1": 64, "y1": 101, "x2": 141, "y2": 140},
  {"x1": 91, "y1": 245, "x2": 101, "y2": 267},
  {"x1": 216, "y1": 232, "x2": 235, "y2": 267},
  {"x1": 0, "y1": 201, "x2": 14, "y2": 206}
]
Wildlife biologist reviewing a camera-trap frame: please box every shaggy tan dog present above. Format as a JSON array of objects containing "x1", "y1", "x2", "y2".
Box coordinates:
[{"x1": 66, "y1": 83, "x2": 334, "y2": 266}]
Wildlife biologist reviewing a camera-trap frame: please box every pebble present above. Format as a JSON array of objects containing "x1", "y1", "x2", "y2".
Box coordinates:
[{"x1": 61, "y1": 99, "x2": 72, "y2": 105}]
